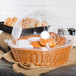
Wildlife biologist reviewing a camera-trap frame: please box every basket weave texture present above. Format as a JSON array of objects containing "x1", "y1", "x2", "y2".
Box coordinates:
[
  {"x1": 11, "y1": 35, "x2": 72, "y2": 67},
  {"x1": 11, "y1": 46, "x2": 71, "y2": 67}
]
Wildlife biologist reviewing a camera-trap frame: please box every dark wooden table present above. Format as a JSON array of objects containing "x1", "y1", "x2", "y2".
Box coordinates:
[
  {"x1": 0, "y1": 58, "x2": 76, "y2": 76},
  {"x1": 0, "y1": 59, "x2": 25, "y2": 76},
  {"x1": 40, "y1": 64, "x2": 76, "y2": 76}
]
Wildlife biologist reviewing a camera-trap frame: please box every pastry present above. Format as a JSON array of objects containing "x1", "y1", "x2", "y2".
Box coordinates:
[
  {"x1": 4, "y1": 17, "x2": 12, "y2": 26},
  {"x1": 49, "y1": 32, "x2": 58, "y2": 40},
  {"x1": 42, "y1": 21, "x2": 47, "y2": 26},
  {"x1": 31, "y1": 41, "x2": 41, "y2": 48},
  {"x1": 54, "y1": 36, "x2": 66, "y2": 47},
  {"x1": 35, "y1": 20, "x2": 42, "y2": 27},
  {"x1": 22, "y1": 17, "x2": 47, "y2": 28},
  {"x1": 22, "y1": 20, "x2": 30, "y2": 28},
  {"x1": 29, "y1": 18, "x2": 36, "y2": 28},
  {"x1": 4, "y1": 17, "x2": 18, "y2": 27},
  {"x1": 56, "y1": 36, "x2": 62, "y2": 43},
  {"x1": 13, "y1": 17, "x2": 18, "y2": 22},
  {"x1": 56, "y1": 36, "x2": 66, "y2": 44},
  {"x1": 39, "y1": 38, "x2": 56, "y2": 47},
  {"x1": 39, "y1": 32, "x2": 66, "y2": 48},
  {"x1": 22, "y1": 17, "x2": 35, "y2": 28},
  {"x1": 61, "y1": 37, "x2": 66, "y2": 44}
]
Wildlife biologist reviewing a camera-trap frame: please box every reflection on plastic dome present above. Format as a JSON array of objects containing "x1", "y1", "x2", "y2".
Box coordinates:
[
  {"x1": 5, "y1": 10, "x2": 72, "y2": 52},
  {"x1": 12, "y1": 11, "x2": 49, "y2": 40}
]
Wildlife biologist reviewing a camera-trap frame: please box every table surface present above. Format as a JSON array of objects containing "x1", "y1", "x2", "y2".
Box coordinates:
[
  {"x1": 40, "y1": 65, "x2": 76, "y2": 76},
  {"x1": 0, "y1": 50, "x2": 76, "y2": 76},
  {"x1": 0, "y1": 59, "x2": 25, "y2": 76}
]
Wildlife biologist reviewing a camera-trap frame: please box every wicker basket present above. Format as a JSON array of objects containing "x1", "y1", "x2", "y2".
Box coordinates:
[
  {"x1": 10, "y1": 35, "x2": 72, "y2": 67},
  {"x1": 11, "y1": 45, "x2": 71, "y2": 67}
]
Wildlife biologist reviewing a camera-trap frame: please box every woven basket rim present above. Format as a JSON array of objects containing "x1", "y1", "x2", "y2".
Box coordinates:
[
  {"x1": 10, "y1": 45, "x2": 72, "y2": 52},
  {"x1": 10, "y1": 35, "x2": 72, "y2": 52}
]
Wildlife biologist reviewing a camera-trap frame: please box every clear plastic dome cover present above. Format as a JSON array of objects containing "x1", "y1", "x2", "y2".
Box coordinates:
[
  {"x1": 12, "y1": 11, "x2": 49, "y2": 40},
  {"x1": 5, "y1": 10, "x2": 72, "y2": 50}
]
